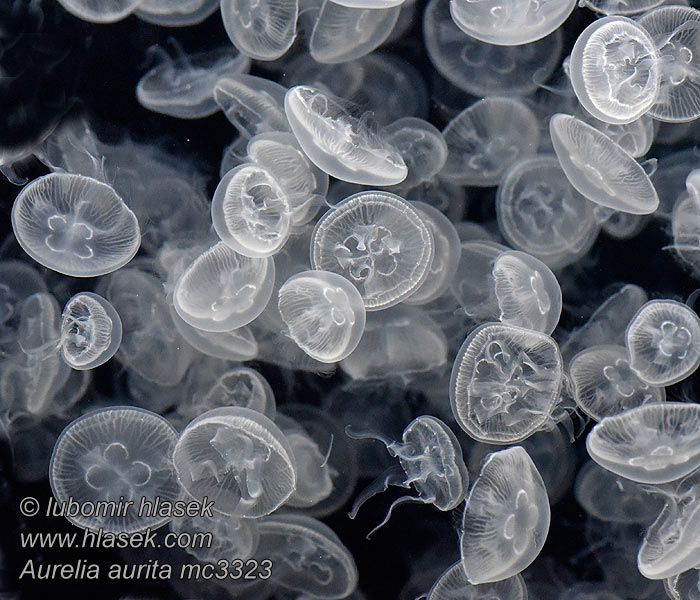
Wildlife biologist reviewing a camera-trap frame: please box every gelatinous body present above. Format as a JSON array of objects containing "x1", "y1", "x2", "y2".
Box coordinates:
[{"x1": 428, "y1": 561, "x2": 528, "y2": 600}]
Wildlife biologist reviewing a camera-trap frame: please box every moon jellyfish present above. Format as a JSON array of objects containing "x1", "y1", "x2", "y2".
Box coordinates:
[
  {"x1": 587, "y1": 402, "x2": 700, "y2": 484},
  {"x1": 583, "y1": 0, "x2": 665, "y2": 15},
  {"x1": 310, "y1": 191, "x2": 434, "y2": 310},
  {"x1": 136, "y1": 46, "x2": 250, "y2": 119},
  {"x1": 549, "y1": 114, "x2": 660, "y2": 215},
  {"x1": 173, "y1": 242, "x2": 275, "y2": 332},
  {"x1": 450, "y1": 323, "x2": 563, "y2": 443},
  {"x1": 278, "y1": 270, "x2": 366, "y2": 363},
  {"x1": 569, "y1": 17, "x2": 660, "y2": 124},
  {"x1": 220, "y1": 0, "x2": 298, "y2": 61},
  {"x1": 49, "y1": 406, "x2": 180, "y2": 533},
  {"x1": 583, "y1": 113, "x2": 656, "y2": 159},
  {"x1": 665, "y1": 569, "x2": 700, "y2": 600},
  {"x1": 346, "y1": 415, "x2": 468, "y2": 538},
  {"x1": 441, "y1": 97, "x2": 540, "y2": 187},
  {"x1": 60, "y1": 292, "x2": 122, "y2": 371},
  {"x1": 284, "y1": 85, "x2": 408, "y2": 186},
  {"x1": 449, "y1": 0, "x2": 576, "y2": 46},
  {"x1": 211, "y1": 164, "x2": 292, "y2": 258},
  {"x1": 135, "y1": 0, "x2": 221, "y2": 26},
  {"x1": 671, "y1": 173, "x2": 700, "y2": 278},
  {"x1": 625, "y1": 299, "x2": 700, "y2": 386},
  {"x1": 56, "y1": 0, "x2": 141, "y2": 23},
  {"x1": 569, "y1": 345, "x2": 665, "y2": 421},
  {"x1": 461, "y1": 446, "x2": 550, "y2": 584},
  {"x1": 173, "y1": 406, "x2": 296, "y2": 517},
  {"x1": 427, "y1": 561, "x2": 528, "y2": 600},
  {"x1": 496, "y1": 155, "x2": 599, "y2": 270},
  {"x1": 12, "y1": 173, "x2": 140, "y2": 277},
  {"x1": 17, "y1": 292, "x2": 61, "y2": 359},
  {"x1": 254, "y1": 514, "x2": 358, "y2": 599},
  {"x1": 492, "y1": 250, "x2": 562, "y2": 335}
]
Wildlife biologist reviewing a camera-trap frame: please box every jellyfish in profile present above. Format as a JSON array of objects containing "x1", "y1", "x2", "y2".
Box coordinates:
[
  {"x1": 57, "y1": 0, "x2": 141, "y2": 23},
  {"x1": 310, "y1": 191, "x2": 434, "y2": 310},
  {"x1": 427, "y1": 561, "x2": 528, "y2": 600},
  {"x1": 12, "y1": 173, "x2": 140, "y2": 277},
  {"x1": 450, "y1": 322, "x2": 564, "y2": 444},
  {"x1": 461, "y1": 446, "x2": 550, "y2": 584},
  {"x1": 278, "y1": 270, "x2": 366, "y2": 363},
  {"x1": 172, "y1": 406, "x2": 297, "y2": 517},
  {"x1": 346, "y1": 415, "x2": 469, "y2": 538},
  {"x1": 284, "y1": 85, "x2": 408, "y2": 185},
  {"x1": 586, "y1": 402, "x2": 700, "y2": 484},
  {"x1": 582, "y1": 0, "x2": 664, "y2": 15},
  {"x1": 625, "y1": 299, "x2": 700, "y2": 386},
  {"x1": 60, "y1": 292, "x2": 122, "y2": 371},
  {"x1": 569, "y1": 17, "x2": 660, "y2": 124},
  {"x1": 49, "y1": 406, "x2": 180, "y2": 533},
  {"x1": 664, "y1": 568, "x2": 700, "y2": 600}
]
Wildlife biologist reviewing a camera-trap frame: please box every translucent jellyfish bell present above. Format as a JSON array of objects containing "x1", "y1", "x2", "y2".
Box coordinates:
[
  {"x1": 49, "y1": 406, "x2": 180, "y2": 533},
  {"x1": 57, "y1": 0, "x2": 141, "y2": 23},
  {"x1": 625, "y1": 299, "x2": 700, "y2": 386},
  {"x1": 583, "y1": 0, "x2": 665, "y2": 15},
  {"x1": 135, "y1": 0, "x2": 221, "y2": 27},
  {"x1": 173, "y1": 406, "x2": 297, "y2": 517},
  {"x1": 427, "y1": 561, "x2": 528, "y2": 600},
  {"x1": 173, "y1": 242, "x2": 275, "y2": 332},
  {"x1": 12, "y1": 173, "x2": 140, "y2": 277},
  {"x1": 346, "y1": 415, "x2": 469, "y2": 538},
  {"x1": 549, "y1": 113, "x2": 660, "y2": 215},
  {"x1": 586, "y1": 402, "x2": 700, "y2": 484},
  {"x1": 277, "y1": 270, "x2": 366, "y2": 363},
  {"x1": 449, "y1": 0, "x2": 576, "y2": 46},
  {"x1": 284, "y1": 85, "x2": 408, "y2": 186},
  {"x1": 569, "y1": 17, "x2": 660, "y2": 124},
  {"x1": 450, "y1": 322, "x2": 564, "y2": 444},
  {"x1": 461, "y1": 446, "x2": 550, "y2": 584},
  {"x1": 310, "y1": 191, "x2": 434, "y2": 310},
  {"x1": 60, "y1": 292, "x2": 122, "y2": 371}
]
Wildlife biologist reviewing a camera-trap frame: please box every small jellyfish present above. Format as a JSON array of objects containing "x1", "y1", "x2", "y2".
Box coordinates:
[
  {"x1": 450, "y1": 323, "x2": 564, "y2": 444},
  {"x1": 427, "y1": 561, "x2": 528, "y2": 600},
  {"x1": 441, "y1": 97, "x2": 540, "y2": 187},
  {"x1": 12, "y1": 173, "x2": 140, "y2": 277},
  {"x1": 492, "y1": 250, "x2": 563, "y2": 335},
  {"x1": 173, "y1": 242, "x2": 275, "y2": 332},
  {"x1": 569, "y1": 17, "x2": 660, "y2": 124},
  {"x1": 583, "y1": 113, "x2": 656, "y2": 158},
  {"x1": 211, "y1": 164, "x2": 292, "y2": 258},
  {"x1": 449, "y1": 0, "x2": 576, "y2": 46},
  {"x1": 586, "y1": 402, "x2": 700, "y2": 484},
  {"x1": 583, "y1": 0, "x2": 665, "y2": 15},
  {"x1": 277, "y1": 270, "x2": 366, "y2": 363},
  {"x1": 57, "y1": 0, "x2": 141, "y2": 23},
  {"x1": 625, "y1": 299, "x2": 700, "y2": 386},
  {"x1": 172, "y1": 406, "x2": 297, "y2": 517},
  {"x1": 60, "y1": 292, "x2": 122, "y2": 371},
  {"x1": 49, "y1": 406, "x2": 180, "y2": 533},
  {"x1": 569, "y1": 345, "x2": 665, "y2": 421},
  {"x1": 310, "y1": 191, "x2": 434, "y2": 310},
  {"x1": 461, "y1": 446, "x2": 550, "y2": 584},
  {"x1": 18, "y1": 292, "x2": 61, "y2": 359},
  {"x1": 135, "y1": 0, "x2": 220, "y2": 27},
  {"x1": 346, "y1": 415, "x2": 469, "y2": 538},
  {"x1": 284, "y1": 85, "x2": 408, "y2": 186},
  {"x1": 550, "y1": 114, "x2": 659, "y2": 215}
]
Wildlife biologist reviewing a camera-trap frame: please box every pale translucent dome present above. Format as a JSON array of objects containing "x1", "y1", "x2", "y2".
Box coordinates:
[
  {"x1": 586, "y1": 402, "x2": 700, "y2": 484},
  {"x1": 284, "y1": 85, "x2": 407, "y2": 186},
  {"x1": 583, "y1": 113, "x2": 656, "y2": 158},
  {"x1": 639, "y1": 6, "x2": 700, "y2": 123},
  {"x1": 584, "y1": 0, "x2": 666, "y2": 16},
  {"x1": 173, "y1": 406, "x2": 296, "y2": 517},
  {"x1": 428, "y1": 561, "x2": 528, "y2": 600},
  {"x1": 570, "y1": 17, "x2": 660, "y2": 124},
  {"x1": 173, "y1": 242, "x2": 275, "y2": 332},
  {"x1": 12, "y1": 173, "x2": 140, "y2": 277},
  {"x1": 221, "y1": 0, "x2": 298, "y2": 61},
  {"x1": 496, "y1": 155, "x2": 599, "y2": 270},
  {"x1": 441, "y1": 97, "x2": 540, "y2": 187},
  {"x1": 492, "y1": 250, "x2": 562, "y2": 335},
  {"x1": 136, "y1": 0, "x2": 220, "y2": 27},
  {"x1": 461, "y1": 446, "x2": 550, "y2": 584},
  {"x1": 450, "y1": 322, "x2": 563, "y2": 443},
  {"x1": 569, "y1": 344, "x2": 665, "y2": 421},
  {"x1": 309, "y1": 0, "x2": 401, "y2": 64},
  {"x1": 549, "y1": 113, "x2": 660, "y2": 215},
  {"x1": 211, "y1": 164, "x2": 292, "y2": 258},
  {"x1": 60, "y1": 292, "x2": 122, "y2": 371},
  {"x1": 625, "y1": 299, "x2": 700, "y2": 386},
  {"x1": 329, "y1": 0, "x2": 405, "y2": 8},
  {"x1": 449, "y1": 0, "x2": 576, "y2": 46},
  {"x1": 278, "y1": 270, "x2": 366, "y2": 363},
  {"x1": 310, "y1": 191, "x2": 434, "y2": 310},
  {"x1": 57, "y1": 0, "x2": 140, "y2": 22},
  {"x1": 136, "y1": 47, "x2": 250, "y2": 119},
  {"x1": 49, "y1": 406, "x2": 179, "y2": 533}
]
